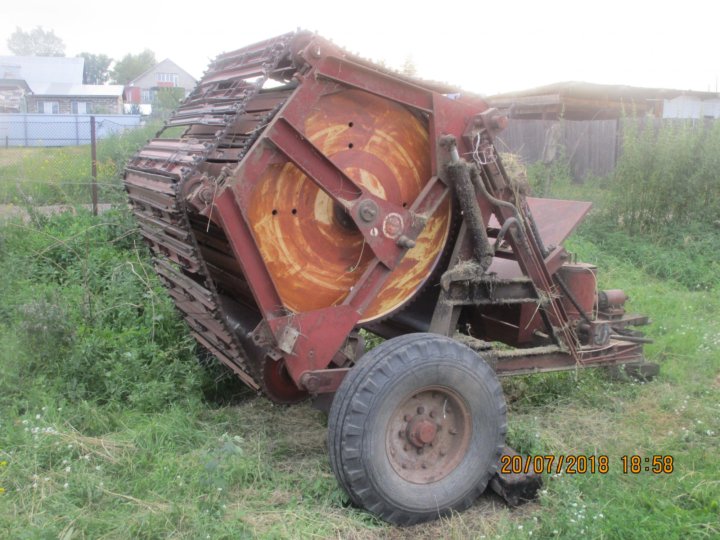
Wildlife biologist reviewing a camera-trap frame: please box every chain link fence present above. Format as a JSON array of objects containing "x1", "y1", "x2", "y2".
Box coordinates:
[{"x1": 0, "y1": 115, "x2": 157, "y2": 213}]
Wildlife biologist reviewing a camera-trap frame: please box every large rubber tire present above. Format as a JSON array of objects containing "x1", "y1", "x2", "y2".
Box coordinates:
[{"x1": 327, "y1": 333, "x2": 506, "y2": 525}]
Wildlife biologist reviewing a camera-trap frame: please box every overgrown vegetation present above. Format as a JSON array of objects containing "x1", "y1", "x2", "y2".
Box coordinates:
[
  {"x1": 0, "y1": 210, "x2": 206, "y2": 411},
  {"x1": 0, "y1": 208, "x2": 376, "y2": 538},
  {"x1": 527, "y1": 119, "x2": 720, "y2": 290},
  {"x1": 0, "y1": 121, "x2": 718, "y2": 538},
  {"x1": 0, "y1": 121, "x2": 161, "y2": 206},
  {"x1": 610, "y1": 119, "x2": 720, "y2": 235}
]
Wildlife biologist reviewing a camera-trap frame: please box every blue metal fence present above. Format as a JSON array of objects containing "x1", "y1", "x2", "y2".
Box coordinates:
[{"x1": 0, "y1": 114, "x2": 143, "y2": 147}]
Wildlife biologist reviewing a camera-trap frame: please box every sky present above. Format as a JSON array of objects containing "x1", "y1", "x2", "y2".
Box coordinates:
[{"x1": 2, "y1": 0, "x2": 719, "y2": 95}]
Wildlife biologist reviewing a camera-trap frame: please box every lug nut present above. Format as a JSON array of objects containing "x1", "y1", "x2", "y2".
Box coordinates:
[
  {"x1": 417, "y1": 406, "x2": 425, "y2": 414},
  {"x1": 404, "y1": 414, "x2": 411, "y2": 422},
  {"x1": 398, "y1": 430, "x2": 404, "y2": 438},
  {"x1": 429, "y1": 411, "x2": 435, "y2": 418},
  {"x1": 417, "y1": 448, "x2": 424, "y2": 455}
]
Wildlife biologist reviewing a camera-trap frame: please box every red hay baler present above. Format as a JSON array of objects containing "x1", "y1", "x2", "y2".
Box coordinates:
[{"x1": 124, "y1": 31, "x2": 653, "y2": 524}]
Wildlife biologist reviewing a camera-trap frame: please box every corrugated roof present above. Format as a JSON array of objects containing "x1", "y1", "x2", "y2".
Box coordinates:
[
  {"x1": 29, "y1": 83, "x2": 124, "y2": 97},
  {"x1": 490, "y1": 81, "x2": 719, "y2": 101},
  {"x1": 0, "y1": 55, "x2": 84, "y2": 85}
]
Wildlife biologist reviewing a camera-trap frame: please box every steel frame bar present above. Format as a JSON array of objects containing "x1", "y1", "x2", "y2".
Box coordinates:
[
  {"x1": 212, "y1": 49, "x2": 463, "y2": 387},
  {"x1": 494, "y1": 342, "x2": 644, "y2": 376},
  {"x1": 300, "y1": 340, "x2": 645, "y2": 393},
  {"x1": 213, "y1": 189, "x2": 285, "y2": 318},
  {"x1": 265, "y1": 116, "x2": 411, "y2": 269},
  {"x1": 313, "y1": 56, "x2": 434, "y2": 112}
]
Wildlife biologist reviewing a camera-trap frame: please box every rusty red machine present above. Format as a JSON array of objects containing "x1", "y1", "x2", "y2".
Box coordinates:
[{"x1": 124, "y1": 32, "x2": 651, "y2": 524}]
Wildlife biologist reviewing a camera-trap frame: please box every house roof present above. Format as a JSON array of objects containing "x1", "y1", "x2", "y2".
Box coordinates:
[
  {"x1": 0, "y1": 79, "x2": 32, "y2": 92},
  {"x1": 488, "y1": 81, "x2": 720, "y2": 120},
  {"x1": 128, "y1": 58, "x2": 197, "y2": 86},
  {"x1": 490, "y1": 81, "x2": 719, "y2": 102},
  {"x1": 28, "y1": 83, "x2": 124, "y2": 97},
  {"x1": 0, "y1": 55, "x2": 84, "y2": 85}
]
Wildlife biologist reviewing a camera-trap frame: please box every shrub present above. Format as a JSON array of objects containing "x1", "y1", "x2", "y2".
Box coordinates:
[
  {"x1": 0, "y1": 208, "x2": 206, "y2": 411},
  {"x1": 523, "y1": 119, "x2": 720, "y2": 290},
  {"x1": 608, "y1": 119, "x2": 720, "y2": 234}
]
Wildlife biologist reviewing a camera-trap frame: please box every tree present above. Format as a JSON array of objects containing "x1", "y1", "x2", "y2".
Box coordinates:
[
  {"x1": 401, "y1": 55, "x2": 417, "y2": 77},
  {"x1": 153, "y1": 87, "x2": 185, "y2": 119},
  {"x1": 111, "y1": 50, "x2": 156, "y2": 85},
  {"x1": 79, "y1": 53, "x2": 112, "y2": 84},
  {"x1": 7, "y1": 26, "x2": 65, "y2": 56}
]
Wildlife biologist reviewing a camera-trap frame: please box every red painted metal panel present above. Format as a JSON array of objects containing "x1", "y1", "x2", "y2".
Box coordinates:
[
  {"x1": 488, "y1": 198, "x2": 591, "y2": 279},
  {"x1": 271, "y1": 306, "x2": 360, "y2": 382},
  {"x1": 223, "y1": 71, "x2": 455, "y2": 330},
  {"x1": 314, "y1": 56, "x2": 434, "y2": 112},
  {"x1": 213, "y1": 189, "x2": 285, "y2": 318}
]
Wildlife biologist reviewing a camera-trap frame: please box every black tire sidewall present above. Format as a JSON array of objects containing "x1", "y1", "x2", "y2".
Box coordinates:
[{"x1": 337, "y1": 335, "x2": 506, "y2": 521}]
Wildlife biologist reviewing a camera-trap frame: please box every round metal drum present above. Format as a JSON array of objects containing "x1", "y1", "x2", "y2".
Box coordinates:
[{"x1": 248, "y1": 89, "x2": 452, "y2": 322}]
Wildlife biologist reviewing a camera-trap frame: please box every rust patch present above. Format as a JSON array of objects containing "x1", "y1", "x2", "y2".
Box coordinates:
[{"x1": 247, "y1": 89, "x2": 451, "y2": 321}]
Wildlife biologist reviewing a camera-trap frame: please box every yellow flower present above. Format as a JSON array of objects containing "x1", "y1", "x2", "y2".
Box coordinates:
[
  {"x1": 0, "y1": 461, "x2": 7, "y2": 467},
  {"x1": 0, "y1": 487, "x2": 5, "y2": 494}
]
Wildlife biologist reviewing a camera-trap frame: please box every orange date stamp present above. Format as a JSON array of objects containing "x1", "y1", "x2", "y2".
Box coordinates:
[
  {"x1": 500, "y1": 454, "x2": 675, "y2": 475},
  {"x1": 500, "y1": 454, "x2": 610, "y2": 474}
]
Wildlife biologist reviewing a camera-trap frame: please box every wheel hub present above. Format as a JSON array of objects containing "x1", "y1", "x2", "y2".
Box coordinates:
[
  {"x1": 386, "y1": 386, "x2": 471, "y2": 484},
  {"x1": 407, "y1": 418, "x2": 437, "y2": 447}
]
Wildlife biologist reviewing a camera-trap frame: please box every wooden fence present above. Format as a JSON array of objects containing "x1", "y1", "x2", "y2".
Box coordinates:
[{"x1": 493, "y1": 119, "x2": 620, "y2": 181}]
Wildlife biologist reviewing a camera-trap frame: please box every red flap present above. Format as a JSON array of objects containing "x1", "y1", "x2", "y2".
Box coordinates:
[{"x1": 488, "y1": 197, "x2": 592, "y2": 278}]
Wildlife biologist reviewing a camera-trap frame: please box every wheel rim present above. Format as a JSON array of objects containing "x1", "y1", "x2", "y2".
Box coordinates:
[{"x1": 385, "y1": 385, "x2": 472, "y2": 484}]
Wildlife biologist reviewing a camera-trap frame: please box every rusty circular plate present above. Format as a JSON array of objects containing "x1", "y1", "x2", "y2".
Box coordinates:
[
  {"x1": 385, "y1": 385, "x2": 471, "y2": 484},
  {"x1": 248, "y1": 89, "x2": 451, "y2": 322},
  {"x1": 262, "y1": 358, "x2": 308, "y2": 404}
]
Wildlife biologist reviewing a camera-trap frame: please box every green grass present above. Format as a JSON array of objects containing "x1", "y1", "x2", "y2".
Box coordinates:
[
  {"x1": 0, "y1": 122, "x2": 161, "y2": 206},
  {"x1": 494, "y1": 235, "x2": 720, "y2": 539},
  {"x1": 0, "y1": 194, "x2": 718, "y2": 537}
]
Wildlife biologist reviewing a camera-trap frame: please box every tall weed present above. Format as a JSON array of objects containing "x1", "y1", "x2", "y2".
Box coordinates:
[
  {"x1": 0, "y1": 208, "x2": 204, "y2": 411},
  {"x1": 609, "y1": 119, "x2": 720, "y2": 234},
  {"x1": 525, "y1": 120, "x2": 720, "y2": 290},
  {"x1": 0, "y1": 121, "x2": 161, "y2": 205}
]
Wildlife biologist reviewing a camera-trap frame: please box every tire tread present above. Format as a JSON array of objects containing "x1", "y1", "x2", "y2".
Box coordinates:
[{"x1": 327, "y1": 333, "x2": 507, "y2": 525}]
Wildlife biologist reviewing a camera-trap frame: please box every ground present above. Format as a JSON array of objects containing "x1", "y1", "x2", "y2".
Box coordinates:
[{"x1": 0, "y1": 132, "x2": 718, "y2": 537}]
